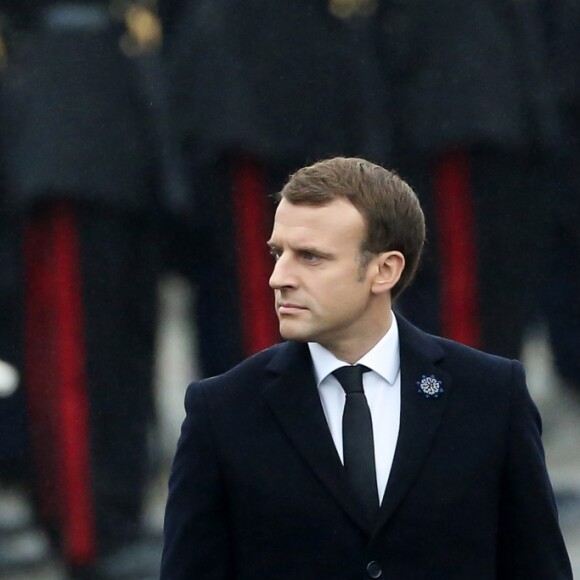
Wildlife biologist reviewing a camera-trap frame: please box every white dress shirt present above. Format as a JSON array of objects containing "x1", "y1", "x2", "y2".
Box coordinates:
[{"x1": 308, "y1": 313, "x2": 401, "y2": 503}]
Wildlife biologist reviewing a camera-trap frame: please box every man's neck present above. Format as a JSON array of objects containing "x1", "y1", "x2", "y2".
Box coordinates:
[{"x1": 319, "y1": 312, "x2": 393, "y2": 364}]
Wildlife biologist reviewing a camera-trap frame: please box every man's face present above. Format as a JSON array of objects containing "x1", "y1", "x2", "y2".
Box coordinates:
[{"x1": 268, "y1": 197, "x2": 378, "y2": 353}]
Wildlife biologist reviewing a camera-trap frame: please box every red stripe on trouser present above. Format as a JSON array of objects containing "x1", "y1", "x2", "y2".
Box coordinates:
[
  {"x1": 232, "y1": 158, "x2": 279, "y2": 354},
  {"x1": 24, "y1": 202, "x2": 96, "y2": 565},
  {"x1": 433, "y1": 151, "x2": 481, "y2": 348},
  {"x1": 23, "y1": 211, "x2": 59, "y2": 532}
]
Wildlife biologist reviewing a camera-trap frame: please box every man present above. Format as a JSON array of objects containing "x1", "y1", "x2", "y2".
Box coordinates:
[{"x1": 161, "y1": 157, "x2": 572, "y2": 579}]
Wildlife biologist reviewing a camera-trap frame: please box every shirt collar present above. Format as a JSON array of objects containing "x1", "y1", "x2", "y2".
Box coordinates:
[{"x1": 308, "y1": 312, "x2": 400, "y2": 386}]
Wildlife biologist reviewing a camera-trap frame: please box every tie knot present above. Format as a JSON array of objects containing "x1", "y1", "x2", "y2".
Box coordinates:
[{"x1": 332, "y1": 365, "x2": 370, "y2": 395}]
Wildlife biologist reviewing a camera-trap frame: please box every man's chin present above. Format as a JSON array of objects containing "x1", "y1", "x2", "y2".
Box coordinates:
[{"x1": 278, "y1": 322, "x2": 312, "y2": 343}]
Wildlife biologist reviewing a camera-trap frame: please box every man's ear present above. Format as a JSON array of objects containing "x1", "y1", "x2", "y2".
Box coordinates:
[{"x1": 371, "y1": 251, "x2": 405, "y2": 295}]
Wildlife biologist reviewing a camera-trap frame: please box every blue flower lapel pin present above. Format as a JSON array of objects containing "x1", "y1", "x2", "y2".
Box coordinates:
[{"x1": 417, "y1": 374, "x2": 444, "y2": 399}]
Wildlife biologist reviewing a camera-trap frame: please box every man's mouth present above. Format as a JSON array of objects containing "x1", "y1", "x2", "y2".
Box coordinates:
[{"x1": 277, "y1": 302, "x2": 307, "y2": 314}]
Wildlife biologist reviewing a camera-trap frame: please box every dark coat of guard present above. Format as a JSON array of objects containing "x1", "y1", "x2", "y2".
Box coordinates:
[
  {"x1": 380, "y1": 0, "x2": 561, "y2": 153},
  {"x1": 0, "y1": 14, "x2": 155, "y2": 210},
  {"x1": 166, "y1": 0, "x2": 391, "y2": 166},
  {"x1": 161, "y1": 315, "x2": 572, "y2": 579}
]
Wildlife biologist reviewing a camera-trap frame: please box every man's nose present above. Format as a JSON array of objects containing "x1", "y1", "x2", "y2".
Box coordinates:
[{"x1": 269, "y1": 254, "x2": 295, "y2": 289}]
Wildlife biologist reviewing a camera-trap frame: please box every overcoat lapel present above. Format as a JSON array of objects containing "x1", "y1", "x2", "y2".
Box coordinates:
[
  {"x1": 263, "y1": 341, "x2": 373, "y2": 534},
  {"x1": 374, "y1": 316, "x2": 452, "y2": 534},
  {"x1": 261, "y1": 317, "x2": 452, "y2": 537}
]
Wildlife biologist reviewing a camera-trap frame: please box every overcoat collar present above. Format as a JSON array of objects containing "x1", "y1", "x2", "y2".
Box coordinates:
[{"x1": 262, "y1": 315, "x2": 452, "y2": 537}]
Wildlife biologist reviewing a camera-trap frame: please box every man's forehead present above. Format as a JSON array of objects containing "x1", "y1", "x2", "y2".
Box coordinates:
[
  {"x1": 270, "y1": 201, "x2": 364, "y2": 249},
  {"x1": 274, "y1": 197, "x2": 363, "y2": 225}
]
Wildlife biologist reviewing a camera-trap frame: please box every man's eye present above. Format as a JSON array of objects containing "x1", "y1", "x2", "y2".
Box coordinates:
[
  {"x1": 301, "y1": 252, "x2": 320, "y2": 263},
  {"x1": 269, "y1": 249, "x2": 281, "y2": 261}
]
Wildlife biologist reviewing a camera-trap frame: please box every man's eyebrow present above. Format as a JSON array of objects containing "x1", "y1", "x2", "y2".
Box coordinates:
[
  {"x1": 296, "y1": 245, "x2": 334, "y2": 259},
  {"x1": 266, "y1": 241, "x2": 333, "y2": 258}
]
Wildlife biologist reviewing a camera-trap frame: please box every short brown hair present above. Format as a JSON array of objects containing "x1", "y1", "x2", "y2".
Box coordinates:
[{"x1": 277, "y1": 157, "x2": 425, "y2": 300}]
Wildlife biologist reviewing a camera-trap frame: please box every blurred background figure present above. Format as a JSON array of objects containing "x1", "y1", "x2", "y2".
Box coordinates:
[
  {"x1": 379, "y1": 0, "x2": 562, "y2": 361},
  {"x1": 0, "y1": 4, "x2": 26, "y2": 491},
  {"x1": 539, "y1": 0, "x2": 580, "y2": 400},
  {"x1": 0, "y1": 15, "x2": 44, "y2": 573},
  {"x1": 159, "y1": 0, "x2": 392, "y2": 377},
  {"x1": 531, "y1": 0, "x2": 580, "y2": 497},
  {"x1": 377, "y1": 0, "x2": 580, "y2": 533},
  {"x1": 0, "y1": 1, "x2": 169, "y2": 577}
]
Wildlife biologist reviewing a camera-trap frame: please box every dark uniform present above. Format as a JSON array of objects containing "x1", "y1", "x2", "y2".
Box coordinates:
[
  {"x1": 0, "y1": 9, "x2": 28, "y2": 482},
  {"x1": 380, "y1": 0, "x2": 562, "y2": 359},
  {"x1": 540, "y1": 0, "x2": 580, "y2": 393},
  {"x1": 0, "y1": 2, "x2": 163, "y2": 574},
  {"x1": 163, "y1": 0, "x2": 392, "y2": 376}
]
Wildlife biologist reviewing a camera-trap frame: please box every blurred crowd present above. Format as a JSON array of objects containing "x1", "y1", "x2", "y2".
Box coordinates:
[{"x1": 0, "y1": 0, "x2": 579, "y2": 578}]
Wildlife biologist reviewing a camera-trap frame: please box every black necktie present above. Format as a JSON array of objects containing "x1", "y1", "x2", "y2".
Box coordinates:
[{"x1": 333, "y1": 365, "x2": 379, "y2": 521}]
